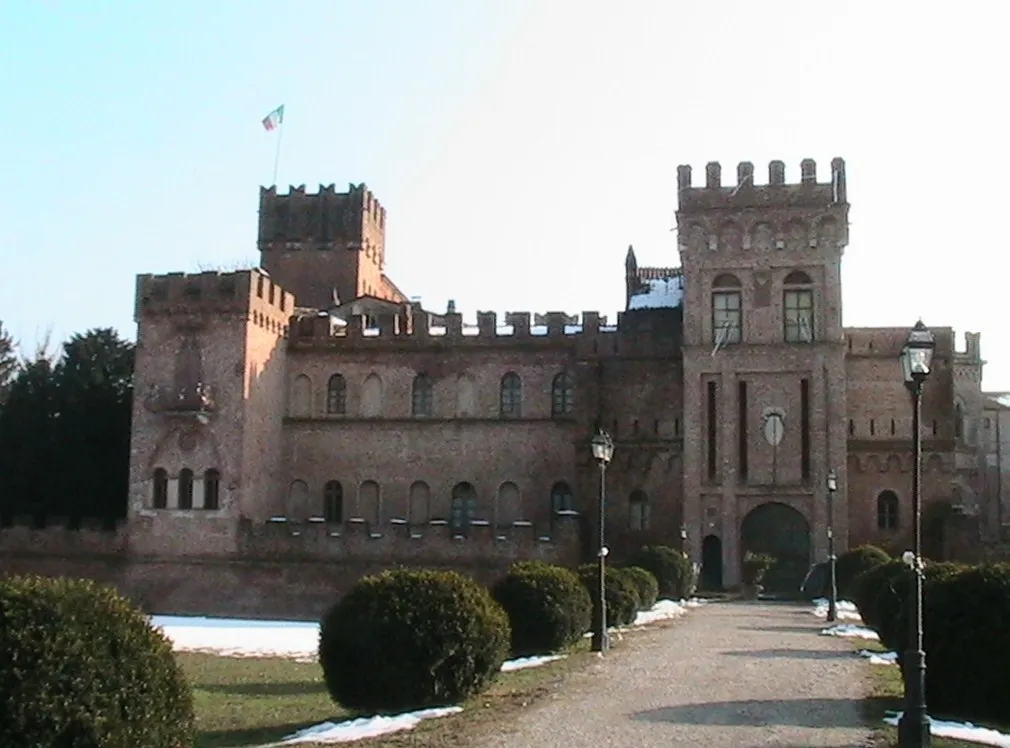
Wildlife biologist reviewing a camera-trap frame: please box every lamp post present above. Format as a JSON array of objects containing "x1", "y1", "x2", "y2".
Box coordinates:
[
  {"x1": 590, "y1": 429, "x2": 615, "y2": 653},
  {"x1": 826, "y1": 469, "x2": 838, "y2": 623},
  {"x1": 897, "y1": 320, "x2": 935, "y2": 748}
]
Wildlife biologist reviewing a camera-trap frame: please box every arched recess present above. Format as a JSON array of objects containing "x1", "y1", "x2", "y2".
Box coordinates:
[
  {"x1": 750, "y1": 222, "x2": 775, "y2": 251},
  {"x1": 450, "y1": 482, "x2": 478, "y2": 534},
  {"x1": 551, "y1": 482, "x2": 574, "y2": 514},
  {"x1": 629, "y1": 490, "x2": 650, "y2": 531},
  {"x1": 361, "y1": 374, "x2": 382, "y2": 417},
  {"x1": 786, "y1": 219, "x2": 808, "y2": 251},
  {"x1": 496, "y1": 482, "x2": 520, "y2": 527},
  {"x1": 287, "y1": 480, "x2": 309, "y2": 520},
  {"x1": 816, "y1": 216, "x2": 839, "y2": 246},
  {"x1": 701, "y1": 535, "x2": 724, "y2": 591},
  {"x1": 203, "y1": 468, "x2": 221, "y2": 510},
  {"x1": 290, "y1": 374, "x2": 312, "y2": 418},
  {"x1": 408, "y1": 481, "x2": 430, "y2": 525},
  {"x1": 740, "y1": 502, "x2": 811, "y2": 595},
  {"x1": 717, "y1": 220, "x2": 742, "y2": 251},
  {"x1": 359, "y1": 480, "x2": 380, "y2": 525},
  {"x1": 326, "y1": 375, "x2": 347, "y2": 415},
  {"x1": 456, "y1": 374, "x2": 476, "y2": 417}
]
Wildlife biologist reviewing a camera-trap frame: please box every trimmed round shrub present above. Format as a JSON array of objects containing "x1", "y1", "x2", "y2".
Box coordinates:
[
  {"x1": 491, "y1": 561, "x2": 592, "y2": 657},
  {"x1": 883, "y1": 560, "x2": 967, "y2": 655},
  {"x1": 577, "y1": 563, "x2": 640, "y2": 627},
  {"x1": 0, "y1": 574, "x2": 194, "y2": 748},
  {"x1": 319, "y1": 569, "x2": 510, "y2": 713},
  {"x1": 620, "y1": 566, "x2": 659, "y2": 610},
  {"x1": 834, "y1": 545, "x2": 890, "y2": 600},
  {"x1": 911, "y1": 563, "x2": 1010, "y2": 723},
  {"x1": 852, "y1": 558, "x2": 906, "y2": 633},
  {"x1": 628, "y1": 545, "x2": 695, "y2": 599}
]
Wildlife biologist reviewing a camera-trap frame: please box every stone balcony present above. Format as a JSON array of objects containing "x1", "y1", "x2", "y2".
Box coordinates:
[{"x1": 144, "y1": 383, "x2": 217, "y2": 418}]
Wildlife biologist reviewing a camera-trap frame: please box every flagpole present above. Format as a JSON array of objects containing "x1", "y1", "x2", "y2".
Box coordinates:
[{"x1": 272, "y1": 119, "x2": 284, "y2": 187}]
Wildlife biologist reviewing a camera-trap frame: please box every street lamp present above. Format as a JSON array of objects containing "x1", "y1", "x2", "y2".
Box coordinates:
[
  {"x1": 826, "y1": 469, "x2": 839, "y2": 623},
  {"x1": 897, "y1": 319, "x2": 935, "y2": 748},
  {"x1": 590, "y1": 429, "x2": 615, "y2": 653}
]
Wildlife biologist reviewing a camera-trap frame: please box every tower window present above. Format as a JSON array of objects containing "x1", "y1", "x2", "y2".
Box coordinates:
[{"x1": 783, "y1": 271, "x2": 814, "y2": 343}]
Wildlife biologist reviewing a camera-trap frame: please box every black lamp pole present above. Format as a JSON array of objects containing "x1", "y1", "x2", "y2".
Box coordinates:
[
  {"x1": 897, "y1": 320, "x2": 935, "y2": 748},
  {"x1": 826, "y1": 469, "x2": 838, "y2": 623},
  {"x1": 590, "y1": 430, "x2": 614, "y2": 654}
]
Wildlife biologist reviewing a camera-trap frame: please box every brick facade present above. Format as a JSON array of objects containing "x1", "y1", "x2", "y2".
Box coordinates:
[{"x1": 3, "y1": 161, "x2": 1000, "y2": 616}]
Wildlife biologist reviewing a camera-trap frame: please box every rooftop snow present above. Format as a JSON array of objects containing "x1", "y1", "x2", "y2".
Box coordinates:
[{"x1": 628, "y1": 276, "x2": 684, "y2": 310}]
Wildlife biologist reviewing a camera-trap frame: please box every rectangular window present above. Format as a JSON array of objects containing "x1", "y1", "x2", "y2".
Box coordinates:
[
  {"x1": 707, "y1": 381, "x2": 718, "y2": 481},
  {"x1": 712, "y1": 292, "x2": 742, "y2": 345},
  {"x1": 738, "y1": 381, "x2": 748, "y2": 481},
  {"x1": 784, "y1": 290, "x2": 814, "y2": 343},
  {"x1": 801, "y1": 379, "x2": 811, "y2": 481}
]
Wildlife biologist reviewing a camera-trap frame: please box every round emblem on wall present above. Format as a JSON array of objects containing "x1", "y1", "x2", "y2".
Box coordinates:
[
  {"x1": 763, "y1": 413, "x2": 785, "y2": 446},
  {"x1": 178, "y1": 430, "x2": 198, "y2": 452}
]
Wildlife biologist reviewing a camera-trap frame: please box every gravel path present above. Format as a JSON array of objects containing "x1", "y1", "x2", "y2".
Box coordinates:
[{"x1": 476, "y1": 601, "x2": 872, "y2": 748}]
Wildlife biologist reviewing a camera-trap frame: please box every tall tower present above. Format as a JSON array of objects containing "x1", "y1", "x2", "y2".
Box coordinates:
[
  {"x1": 677, "y1": 158, "x2": 850, "y2": 589},
  {"x1": 257, "y1": 182, "x2": 405, "y2": 309}
]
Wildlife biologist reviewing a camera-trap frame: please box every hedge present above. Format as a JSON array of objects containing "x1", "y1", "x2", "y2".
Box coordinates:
[
  {"x1": 0, "y1": 574, "x2": 194, "y2": 748},
  {"x1": 491, "y1": 561, "x2": 592, "y2": 657},
  {"x1": 319, "y1": 569, "x2": 510, "y2": 713},
  {"x1": 578, "y1": 563, "x2": 640, "y2": 628},
  {"x1": 834, "y1": 545, "x2": 890, "y2": 600},
  {"x1": 627, "y1": 545, "x2": 695, "y2": 599},
  {"x1": 619, "y1": 566, "x2": 659, "y2": 610}
]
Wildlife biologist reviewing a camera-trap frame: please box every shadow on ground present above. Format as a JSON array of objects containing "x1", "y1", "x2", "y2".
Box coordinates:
[
  {"x1": 721, "y1": 648, "x2": 853, "y2": 661},
  {"x1": 740, "y1": 624, "x2": 824, "y2": 635},
  {"x1": 198, "y1": 681, "x2": 328, "y2": 697},
  {"x1": 632, "y1": 698, "x2": 865, "y2": 729}
]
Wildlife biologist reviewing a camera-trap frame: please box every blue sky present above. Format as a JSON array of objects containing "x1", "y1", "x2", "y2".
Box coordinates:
[{"x1": 1, "y1": 2, "x2": 1007, "y2": 386}]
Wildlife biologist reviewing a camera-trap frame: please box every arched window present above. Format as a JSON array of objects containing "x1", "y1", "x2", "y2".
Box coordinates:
[
  {"x1": 783, "y1": 270, "x2": 814, "y2": 343},
  {"x1": 451, "y1": 482, "x2": 478, "y2": 534},
  {"x1": 711, "y1": 274, "x2": 742, "y2": 346},
  {"x1": 359, "y1": 480, "x2": 380, "y2": 525},
  {"x1": 152, "y1": 468, "x2": 168, "y2": 509},
  {"x1": 877, "y1": 490, "x2": 899, "y2": 531},
  {"x1": 629, "y1": 490, "x2": 650, "y2": 531},
  {"x1": 326, "y1": 375, "x2": 347, "y2": 415},
  {"x1": 178, "y1": 468, "x2": 194, "y2": 510},
  {"x1": 203, "y1": 469, "x2": 220, "y2": 510},
  {"x1": 954, "y1": 403, "x2": 964, "y2": 441},
  {"x1": 551, "y1": 372, "x2": 574, "y2": 417},
  {"x1": 551, "y1": 482, "x2": 574, "y2": 513},
  {"x1": 408, "y1": 481, "x2": 430, "y2": 525},
  {"x1": 412, "y1": 374, "x2": 434, "y2": 417},
  {"x1": 499, "y1": 373, "x2": 522, "y2": 418},
  {"x1": 323, "y1": 481, "x2": 343, "y2": 523}
]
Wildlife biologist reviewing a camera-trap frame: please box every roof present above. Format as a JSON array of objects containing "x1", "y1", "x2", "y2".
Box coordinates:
[{"x1": 628, "y1": 274, "x2": 684, "y2": 310}]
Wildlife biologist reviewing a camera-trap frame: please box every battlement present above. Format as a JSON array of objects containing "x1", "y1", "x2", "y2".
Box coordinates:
[
  {"x1": 135, "y1": 269, "x2": 294, "y2": 323},
  {"x1": 289, "y1": 309, "x2": 629, "y2": 345},
  {"x1": 0, "y1": 517, "x2": 127, "y2": 556},
  {"x1": 677, "y1": 158, "x2": 847, "y2": 211},
  {"x1": 845, "y1": 326, "x2": 956, "y2": 358},
  {"x1": 238, "y1": 512, "x2": 582, "y2": 566},
  {"x1": 258, "y1": 182, "x2": 385, "y2": 250}
]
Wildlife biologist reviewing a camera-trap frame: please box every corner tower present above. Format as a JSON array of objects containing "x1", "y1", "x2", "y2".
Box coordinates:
[
  {"x1": 677, "y1": 158, "x2": 850, "y2": 589},
  {"x1": 258, "y1": 182, "x2": 407, "y2": 309}
]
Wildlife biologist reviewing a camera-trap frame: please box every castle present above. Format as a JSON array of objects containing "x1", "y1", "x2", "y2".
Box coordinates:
[{"x1": 4, "y1": 158, "x2": 1006, "y2": 618}]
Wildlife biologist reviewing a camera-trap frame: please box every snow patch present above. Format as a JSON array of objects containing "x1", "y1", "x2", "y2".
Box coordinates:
[
  {"x1": 820, "y1": 623, "x2": 880, "y2": 641},
  {"x1": 858, "y1": 649, "x2": 898, "y2": 665},
  {"x1": 884, "y1": 711, "x2": 1010, "y2": 747},
  {"x1": 280, "y1": 707, "x2": 462, "y2": 745}
]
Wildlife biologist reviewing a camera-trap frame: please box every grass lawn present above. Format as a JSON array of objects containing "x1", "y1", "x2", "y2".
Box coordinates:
[
  {"x1": 181, "y1": 638, "x2": 599, "y2": 748},
  {"x1": 860, "y1": 643, "x2": 1008, "y2": 748}
]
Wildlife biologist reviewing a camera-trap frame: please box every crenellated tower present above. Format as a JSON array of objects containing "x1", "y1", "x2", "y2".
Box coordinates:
[
  {"x1": 257, "y1": 183, "x2": 408, "y2": 310},
  {"x1": 676, "y1": 158, "x2": 850, "y2": 588}
]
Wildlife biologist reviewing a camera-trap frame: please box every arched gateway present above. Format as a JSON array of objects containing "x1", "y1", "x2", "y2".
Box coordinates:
[{"x1": 740, "y1": 502, "x2": 811, "y2": 596}]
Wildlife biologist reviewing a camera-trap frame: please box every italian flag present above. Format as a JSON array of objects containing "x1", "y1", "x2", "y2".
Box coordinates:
[{"x1": 262, "y1": 105, "x2": 284, "y2": 132}]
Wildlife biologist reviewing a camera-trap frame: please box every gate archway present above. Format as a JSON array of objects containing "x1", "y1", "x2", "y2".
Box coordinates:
[
  {"x1": 740, "y1": 502, "x2": 811, "y2": 596},
  {"x1": 701, "y1": 535, "x2": 723, "y2": 591}
]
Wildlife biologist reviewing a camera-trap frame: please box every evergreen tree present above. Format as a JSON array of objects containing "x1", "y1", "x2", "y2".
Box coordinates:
[{"x1": 0, "y1": 321, "x2": 16, "y2": 404}]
